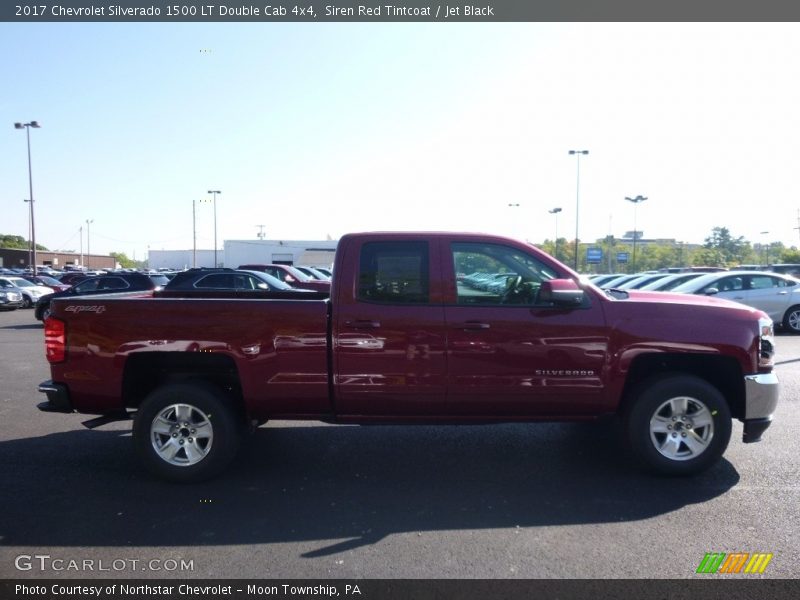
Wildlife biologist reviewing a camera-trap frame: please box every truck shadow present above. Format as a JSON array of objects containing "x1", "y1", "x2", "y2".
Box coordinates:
[{"x1": 0, "y1": 421, "x2": 739, "y2": 556}]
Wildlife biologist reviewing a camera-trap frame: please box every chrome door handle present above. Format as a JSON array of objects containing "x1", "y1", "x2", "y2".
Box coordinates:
[
  {"x1": 344, "y1": 320, "x2": 381, "y2": 329},
  {"x1": 460, "y1": 321, "x2": 491, "y2": 331}
]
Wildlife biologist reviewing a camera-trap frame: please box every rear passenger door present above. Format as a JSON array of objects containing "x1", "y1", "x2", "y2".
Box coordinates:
[
  {"x1": 333, "y1": 238, "x2": 448, "y2": 416},
  {"x1": 743, "y1": 274, "x2": 797, "y2": 322}
]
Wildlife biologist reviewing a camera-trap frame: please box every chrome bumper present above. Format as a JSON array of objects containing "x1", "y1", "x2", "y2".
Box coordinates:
[{"x1": 742, "y1": 372, "x2": 779, "y2": 443}]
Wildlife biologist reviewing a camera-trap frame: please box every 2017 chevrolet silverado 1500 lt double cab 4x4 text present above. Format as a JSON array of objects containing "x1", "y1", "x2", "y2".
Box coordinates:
[{"x1": 37, "y1": 232, "x2": 779, "y2": 482}]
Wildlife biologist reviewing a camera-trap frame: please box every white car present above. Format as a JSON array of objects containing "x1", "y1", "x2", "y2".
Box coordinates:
[
  {"x1": 0, "y1": 276, "x2": 53, "y2": 309},
  {"x1": 670, "y1": 271, "x2": 800, "y2": 332}
]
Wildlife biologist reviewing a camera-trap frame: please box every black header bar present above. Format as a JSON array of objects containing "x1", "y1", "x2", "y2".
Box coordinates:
[{"x1": 4, "y1": 1, "x2": 800, "y2": 22}]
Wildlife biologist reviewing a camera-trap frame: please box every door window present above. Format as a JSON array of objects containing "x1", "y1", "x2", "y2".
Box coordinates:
[
  {"x1": 357, "y1": 242, "x2": 429, "y2": 304},
  {"x1": 452, "y1": 242, "x2": 559, "y2": 306}
]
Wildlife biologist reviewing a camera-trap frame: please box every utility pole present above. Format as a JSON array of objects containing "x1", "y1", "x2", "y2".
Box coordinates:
[{"x1": 256, "y1": 225, "x2": 266, "y2": 240}]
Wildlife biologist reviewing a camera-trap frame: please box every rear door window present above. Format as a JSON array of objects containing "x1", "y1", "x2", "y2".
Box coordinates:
[{"x1": 357, "y1": 242, "x2": 430, "y2": 304}]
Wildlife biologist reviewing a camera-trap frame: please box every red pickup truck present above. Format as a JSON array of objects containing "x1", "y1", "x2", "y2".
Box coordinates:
[{"x1": 38, "y1": 232, "x2": 779, "y2": 482}]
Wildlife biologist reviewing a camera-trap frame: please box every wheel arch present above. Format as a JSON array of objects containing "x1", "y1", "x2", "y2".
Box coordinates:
[
  {"x1": 619, "y1": 353, "x2": 745, "y2": 420},
  {"x1": 122, "y1": 352, "x2": 246, "y2": 417}
]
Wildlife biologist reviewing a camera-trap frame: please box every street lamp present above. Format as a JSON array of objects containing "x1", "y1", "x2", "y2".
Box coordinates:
[
  {"x1": 86, "y1": 219, "x2": 94, "y2": 269},
  {"x1": 14, "y1": 121, "x2": 41, "y2": 274},
  {"x1": 549, "y1": 207, "x2": 562, "y2": 261},
  {"x1": 625, "y1": 195, "x2": 648, "y2": 272},
  {"x1": 568, "y1": 150, "x2": 589, "y2": 270},
  {"x1": 192, "y1": 200, "x2": 198, "y2": 268},
  {"x1": 23, "y1": 199, "x2": 32, "y2": 268},
  {"x1": 207, "y1": 190, "x2": 221, "y2": 267},
  {"x1": 761, "y1": 231, "x2": 770, "y2": 266}
]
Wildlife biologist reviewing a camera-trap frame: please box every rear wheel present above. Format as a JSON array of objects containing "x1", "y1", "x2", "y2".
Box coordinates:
[
  {"x1": 133, "y1": 382, "x2": 243, "y2": 482},
  {"x1": 624, "y1": 374, "x2": 732, "y2": 475},
  {"x1": 35, "y1": 303, "x2": 50, "y2": 321}
]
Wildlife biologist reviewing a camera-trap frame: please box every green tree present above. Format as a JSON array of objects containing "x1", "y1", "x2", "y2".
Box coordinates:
[
  {"x1": 703, "y1": 227, "x2": 748, "y2": 265},
  {"x1": 109, "y1": 252, "x2": 135, "y2": 268},
  {"x1": 779, "y1": 247, "x2": 800, "y2": 263},
  {"x1": 0, "y1": 234, "x2": 48, "y2": 251}
]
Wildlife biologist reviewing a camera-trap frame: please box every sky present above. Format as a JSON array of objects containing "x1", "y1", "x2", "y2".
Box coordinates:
[{"x1": 2, "y1": 22, "x2": 800, "y2": 260}]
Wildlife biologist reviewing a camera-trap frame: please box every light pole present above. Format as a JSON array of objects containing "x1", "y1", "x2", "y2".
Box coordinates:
[
  {"x1": 86, "y1": 219, "x2": 94, "y2": 269},
  {"x1": 14, "y1": 121, "x2": 41, "y2": 274},
  {"x1": 23, "y1": 199, "x2": 32, "y2": 268},
  {"x1": 625, "y1": 195, "x2": 648, "y2": 272},
  {"x1": 761, "y1": 231, "x2": 769, "y2": 266},
  {"x1": 568, "y1": 150, "x2": 589, "y2": 270},
  {"x1": 207, "y1": 190, "x2": 221, "y2": 266},
  {"x1": 549, "y1": 207, "x2": 562, "y2": 261},
  {"x1": 192, "y1": 200, "x2": 197, "y2": 268}
]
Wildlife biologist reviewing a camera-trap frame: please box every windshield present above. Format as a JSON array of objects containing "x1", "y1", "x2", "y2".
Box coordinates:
[{"x1": 8, "y1": 278, "x2": 35, "y2": 288}]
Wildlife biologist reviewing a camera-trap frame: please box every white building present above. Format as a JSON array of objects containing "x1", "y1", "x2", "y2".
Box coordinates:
[
  {"x1": 224, "y1": 239, "x2": 337, "y2": 269},
  {"x1": 147, "y1": 240, "x2": 338, "y2": 270}
]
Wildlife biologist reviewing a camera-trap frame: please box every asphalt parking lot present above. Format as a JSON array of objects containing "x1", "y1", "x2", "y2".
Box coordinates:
[{"x1": 0, "y1": 307, "x2": 798, "y2": 580}]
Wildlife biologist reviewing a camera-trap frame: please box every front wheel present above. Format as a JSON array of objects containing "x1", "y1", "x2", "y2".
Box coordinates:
[
  {"x1": 624, "y1": 375, "x2": 732, "y2": 476},
  {"x1": 783, "y1": 305, "x2": 800, "y2": 333},
  {"x1": 133, "y1": 382, "x2": 243, "y2": 482}
]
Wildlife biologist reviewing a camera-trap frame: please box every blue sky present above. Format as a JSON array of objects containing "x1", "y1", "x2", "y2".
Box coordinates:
[{"x1": 3, "y1": 22, "x2": 800, "y2": 259}]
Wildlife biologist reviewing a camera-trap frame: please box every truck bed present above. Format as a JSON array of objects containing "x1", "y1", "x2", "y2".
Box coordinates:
[{"x1": 49, "y1": 292, "x2": 332, "y2": 417}]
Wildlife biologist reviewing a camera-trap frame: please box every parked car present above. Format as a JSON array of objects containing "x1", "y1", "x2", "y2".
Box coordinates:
[
  {"x1": 768, "y1": 264, "x2": 800, "y2": 277},
  {"x1": 313, "y1": 267, "x2": 333, "y2": 278},
  {"x1": 58, "y1": 272, "x2": 90, "y2": 286},
  {"x1": 162, "y1": 268, "x2": 313, "y2": 293},
  {"x1": 238, "y1": 264, "x2": 331, "y2": 292},
  {"x1": 0, "y1": 284, "x2": 24, "y2": 311},
  {"x1": 670, "y1": 271, "x2": 800, "y2": 332},
  {"x1": 588, "y1": 273, "x2": 625, "y2": 287},
  {"x1": 35, "y1": 272, "x2": 169, "y2": 320},
  {"x1": 614, "y1": 273, "x2": 672, "y2": 290},
  {"x1": 0, "y1": 276, "x2": 53, "y2": 308},
  {"x1": 638, "y1": 272, "x2": 704, "y2": 292},
  {"x1": 598, "y1": 274, "x2": 646, "y2": 289},
  {"x1": 21, "y1": 274, "x2": 71, "y2": 293},
  {"x1": 295, "y1": 266, "x2": 331, "y2": 281}
]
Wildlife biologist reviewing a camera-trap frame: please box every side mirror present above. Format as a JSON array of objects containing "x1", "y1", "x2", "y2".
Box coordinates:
[
  {"x1": 285, "y1": 275, "x2": 295, "y2": 283},
  {"x1": 704, "y1": 288, "x2": 719, "y2": 296},
  {"x1": 539, "y1": 279, "x2": 585, "y2": 307}
]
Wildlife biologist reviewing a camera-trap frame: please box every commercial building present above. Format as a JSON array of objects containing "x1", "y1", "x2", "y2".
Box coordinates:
[
  {"x1": 0, "y1": 247, "x2": 116, "y2": 271},
  {"x1": 147, "y1": 239, "x2": 338, "y2": 270}
]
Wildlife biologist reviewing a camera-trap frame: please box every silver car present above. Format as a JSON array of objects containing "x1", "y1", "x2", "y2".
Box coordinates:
[
  {"x1": 671, "y1": 271, "x2": 800, "y2": 332},
  {"x1": 0, "y1": 281, "x2": 24, "y2": 311}
]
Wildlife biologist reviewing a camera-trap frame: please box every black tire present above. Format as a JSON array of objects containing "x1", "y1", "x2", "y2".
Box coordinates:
[
  {"x1": 22, "y1": 295, "x2": 33, "y2": 309},
  {"x1": 624, "y1": 374, "x2": 732, "y2": 476},
  {"x1": 782, "y1": 305, "x2": 800, "y2": 333},
  {"x1": 133, "y1": 382, "x2": 244, "y2": 483},
  {"x1": 35, "y1": 303, "x2": 49, "y2": 321}
]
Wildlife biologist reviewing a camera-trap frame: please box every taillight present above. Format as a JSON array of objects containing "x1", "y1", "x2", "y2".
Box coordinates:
[{"x1": 45, "y1": 317, "x2": 66, "y2": 363}]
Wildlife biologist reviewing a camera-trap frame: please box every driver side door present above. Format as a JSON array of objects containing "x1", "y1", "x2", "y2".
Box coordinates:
[{"x1": 444, "y1": 239, "x2": 609, "y2": 417}]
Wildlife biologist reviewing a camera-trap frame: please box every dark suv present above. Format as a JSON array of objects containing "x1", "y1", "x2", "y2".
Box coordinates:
[
  {"x1": 157, "y1": 268, "x2": 318, "y2": 298},
  {"x1": 35, "y1": 272, "x2": 169, "y2": 320}
]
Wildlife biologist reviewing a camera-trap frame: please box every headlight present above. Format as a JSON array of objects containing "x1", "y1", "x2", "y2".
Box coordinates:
[
  {"x1": 0, "y1": 292, "x2": 7, "y2": 299},
  {"x1": 758, "y1": 316, "x2": 775, "y2": 370}
]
